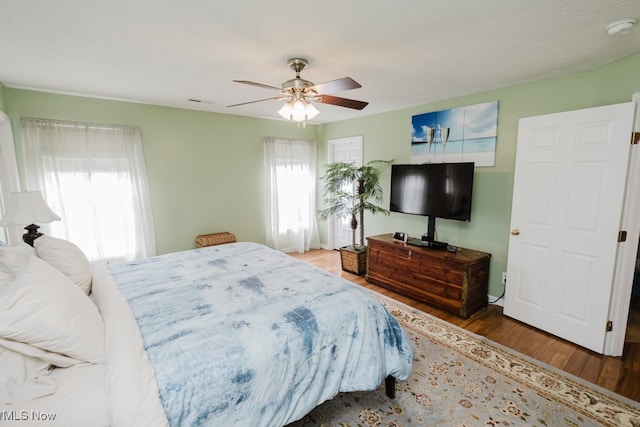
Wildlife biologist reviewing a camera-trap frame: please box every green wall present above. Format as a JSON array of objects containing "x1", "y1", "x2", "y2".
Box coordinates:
[
  {"x1": 319, "y1": 52, "x2": 640, "y2": 298},
  {"x1": 3, "y1": 90, "x2": 317, "y2": 253},
  {"x1": 2, "y1": 51, "x2": 639, "y2": 298}
]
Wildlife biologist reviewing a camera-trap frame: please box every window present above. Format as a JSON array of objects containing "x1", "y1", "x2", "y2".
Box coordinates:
[
  {"x1": 264, "y1": 137, "x2": 319, "y2": 253},
  {"x1": 21, "y1": 118, "x2": 156, "y2": 261}
]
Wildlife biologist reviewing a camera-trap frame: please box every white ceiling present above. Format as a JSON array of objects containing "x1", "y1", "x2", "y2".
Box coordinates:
[{"x1": 1, "y1": 0, "x2": 639, "y2": 124}]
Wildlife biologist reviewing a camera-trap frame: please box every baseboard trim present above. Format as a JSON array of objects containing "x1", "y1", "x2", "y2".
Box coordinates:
[{"x1": 489, "y1": 295, "x2": 504, "y2": 307}]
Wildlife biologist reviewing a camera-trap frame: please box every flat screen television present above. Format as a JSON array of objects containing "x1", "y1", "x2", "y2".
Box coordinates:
[{"x1": 389, "y1": 162, "x2": 474, "y2": 247}]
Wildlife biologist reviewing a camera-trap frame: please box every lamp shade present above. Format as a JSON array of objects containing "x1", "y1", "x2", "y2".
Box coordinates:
[{"x1": 0, "y1": 191, "x2": 61, "y2": 226}]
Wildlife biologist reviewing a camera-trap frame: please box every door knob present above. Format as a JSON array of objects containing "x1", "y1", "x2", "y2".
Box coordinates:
[{"x1": 511, "y1": 229, "x2": 520, "y2": 236}]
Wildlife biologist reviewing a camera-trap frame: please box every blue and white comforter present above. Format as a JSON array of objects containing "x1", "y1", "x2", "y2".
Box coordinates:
[{"x1": 107, "y1": 242, "x2": 413, "y2": 426}]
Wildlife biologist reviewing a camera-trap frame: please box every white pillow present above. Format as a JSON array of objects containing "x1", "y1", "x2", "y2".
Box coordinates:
[
  {"x1": 35, "y1": 235, "x2": 92, "y2": 294},
  {"x1": 0, "y1": 246, "x2": 31, "y2": 291},
  {"x1": 0, "y1": 249, "x2": 104, "y2": 364},
  {"x1": 9, "y1": 241, "x2": 37, "y2": 256}
]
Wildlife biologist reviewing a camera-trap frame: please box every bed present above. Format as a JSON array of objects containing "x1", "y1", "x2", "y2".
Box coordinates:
[{"x1": 0, "y1": 238, "x2": 413, "y2": 426}]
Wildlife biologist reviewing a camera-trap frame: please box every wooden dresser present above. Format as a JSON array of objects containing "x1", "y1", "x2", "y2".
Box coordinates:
[{"x1": 366, "y1": 234, "x2": 491, "y2": 318}]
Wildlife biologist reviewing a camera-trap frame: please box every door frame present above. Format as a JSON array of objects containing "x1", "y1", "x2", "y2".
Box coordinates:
[{"x1": 326, "y1": 136, "x2": 363, "y2": 250}]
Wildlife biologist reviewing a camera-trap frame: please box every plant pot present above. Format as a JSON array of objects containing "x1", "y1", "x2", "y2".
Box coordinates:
[{"x1": 340, "y1": 246, "x2": 367, "y2": 275}]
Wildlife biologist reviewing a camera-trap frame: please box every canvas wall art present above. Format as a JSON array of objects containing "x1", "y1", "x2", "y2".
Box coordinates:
[{"x1": 411, "y1": 101, "x2": 498, "y2": 166}]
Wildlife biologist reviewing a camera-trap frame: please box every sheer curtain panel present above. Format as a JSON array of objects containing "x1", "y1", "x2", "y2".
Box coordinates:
[
  {"x1": 0, "y1": 112, "x2": 21, "y2": 244},
  {"x1": 264, "y1": 137, "x2": 320, "y2": 253},
  {"x1": 21, "y1": 118, "x2": 156, "y2": 261}
]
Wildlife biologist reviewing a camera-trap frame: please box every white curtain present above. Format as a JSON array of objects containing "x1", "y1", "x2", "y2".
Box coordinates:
[
  {"x1": 21, "y1": 118, "x2": 156, "y2": 261},
  {"x1": 0, "y1": 112, "x2": 21, "y2": 244},
  {"x1": 264, "y1": 137, "x2": 320, "y2": 253}
]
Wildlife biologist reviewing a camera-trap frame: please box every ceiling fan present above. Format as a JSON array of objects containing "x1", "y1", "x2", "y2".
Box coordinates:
[{"x1": 227, "y1": 58, "x2": 368, "y2": 122}]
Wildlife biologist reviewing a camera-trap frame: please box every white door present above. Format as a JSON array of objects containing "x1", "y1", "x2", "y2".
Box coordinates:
[
  {"x1": 328, "y1": 136, "x2": 363, "y2": 249},
  {"x1": 504, "y1": 102, "x2": 636, "y2": 354}
]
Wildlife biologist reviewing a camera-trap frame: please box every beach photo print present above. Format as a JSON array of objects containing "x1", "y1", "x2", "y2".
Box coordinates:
[{"x1": 411, "y1": 101, "x2": 498, "y2": 166}]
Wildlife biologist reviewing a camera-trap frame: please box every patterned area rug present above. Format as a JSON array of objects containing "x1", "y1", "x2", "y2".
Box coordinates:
[{"x1": 287, "y1": 295, "x2": 640, "y2": 427}]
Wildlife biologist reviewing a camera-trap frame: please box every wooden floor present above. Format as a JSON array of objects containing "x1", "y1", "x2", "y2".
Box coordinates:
[{"x1": 290, "y1": 248, "x2": 640, "y2": 403}]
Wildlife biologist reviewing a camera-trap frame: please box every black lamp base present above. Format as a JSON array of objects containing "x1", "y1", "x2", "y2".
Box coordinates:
[{"x1": 23, "y1": 224, "x2": 43, "y2": 247}]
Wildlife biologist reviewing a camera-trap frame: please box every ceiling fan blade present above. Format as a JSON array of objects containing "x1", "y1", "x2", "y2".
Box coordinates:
[
  {"x1": 233, "y1": 80, "x2": 281, "y2": 91},
  {"x1": 227, "y1": 96, "x2": 287, "y2": 108},
  {"x1": 315, "y1": 95, "x2": 368, "y2": 110},
  {"x1": 308, "y1": 77, "x2": 361, "y2": 94}
]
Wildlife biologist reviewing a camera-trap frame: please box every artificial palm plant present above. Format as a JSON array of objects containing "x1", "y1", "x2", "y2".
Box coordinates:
[{"x1": 319, "y1": 159, "x2": 393, "y2": 273}]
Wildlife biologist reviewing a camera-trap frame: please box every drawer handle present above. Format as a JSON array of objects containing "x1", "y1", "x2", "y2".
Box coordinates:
[{"x1": 407, "y1": 250, "x2": 412, "y2": 258}]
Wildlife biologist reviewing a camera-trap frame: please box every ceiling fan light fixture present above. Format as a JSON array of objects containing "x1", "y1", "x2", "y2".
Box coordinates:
[
  {"x1": 305, "y1": 102, "x2": 319, "y2": 120},
  {"x1": 277, "y1": 101, "x2": 293, "y2": 119},
  {"x1": 230, "y1": 57, "x2": 367, "y2": 120},
  {"x1": 278, "y1": 98, "x2": 319, "y2": 122}
]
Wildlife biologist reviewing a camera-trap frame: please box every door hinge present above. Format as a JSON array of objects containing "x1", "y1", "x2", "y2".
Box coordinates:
[
  {"x1": 632, "y1": 132, "x2": 640, "y2": 145},
  {"x1": 606, "y1": 320, "x2": 613, "y2": 332},
  {"x1": 618, "y1": 230, "x2": 627, "y2": 242}
]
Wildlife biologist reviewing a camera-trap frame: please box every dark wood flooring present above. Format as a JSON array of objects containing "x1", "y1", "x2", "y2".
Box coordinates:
[{"x1": 289, "y1": 248, "x2": 640, "y2": 403}]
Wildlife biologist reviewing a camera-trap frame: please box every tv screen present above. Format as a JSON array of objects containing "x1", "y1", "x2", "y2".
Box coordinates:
[{"x1": 390, "y1": 162, "x2": 474, "y2": 221}]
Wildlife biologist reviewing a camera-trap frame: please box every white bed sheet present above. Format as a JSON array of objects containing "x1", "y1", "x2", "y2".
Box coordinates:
[
  {"x1": 0, "y1": 349, "x2": 108, "y2": 426},
  {"x1": 90, "y1": 259, "x2": 169, "y2": 427}
]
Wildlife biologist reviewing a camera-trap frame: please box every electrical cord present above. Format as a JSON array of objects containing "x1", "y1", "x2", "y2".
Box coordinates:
[{"x1": 488, "y1": 289, "x2": 505, "y2": 304}]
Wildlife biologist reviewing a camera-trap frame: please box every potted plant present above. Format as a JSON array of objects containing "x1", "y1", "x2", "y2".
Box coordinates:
[{"x1": 319, "y1": 159, "x2": 394, "y2": 275}]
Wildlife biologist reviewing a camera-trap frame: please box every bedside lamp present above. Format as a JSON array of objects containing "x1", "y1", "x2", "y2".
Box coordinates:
[{"x1": 0, "y1": 191, "x2": 61, "y2": 246}]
